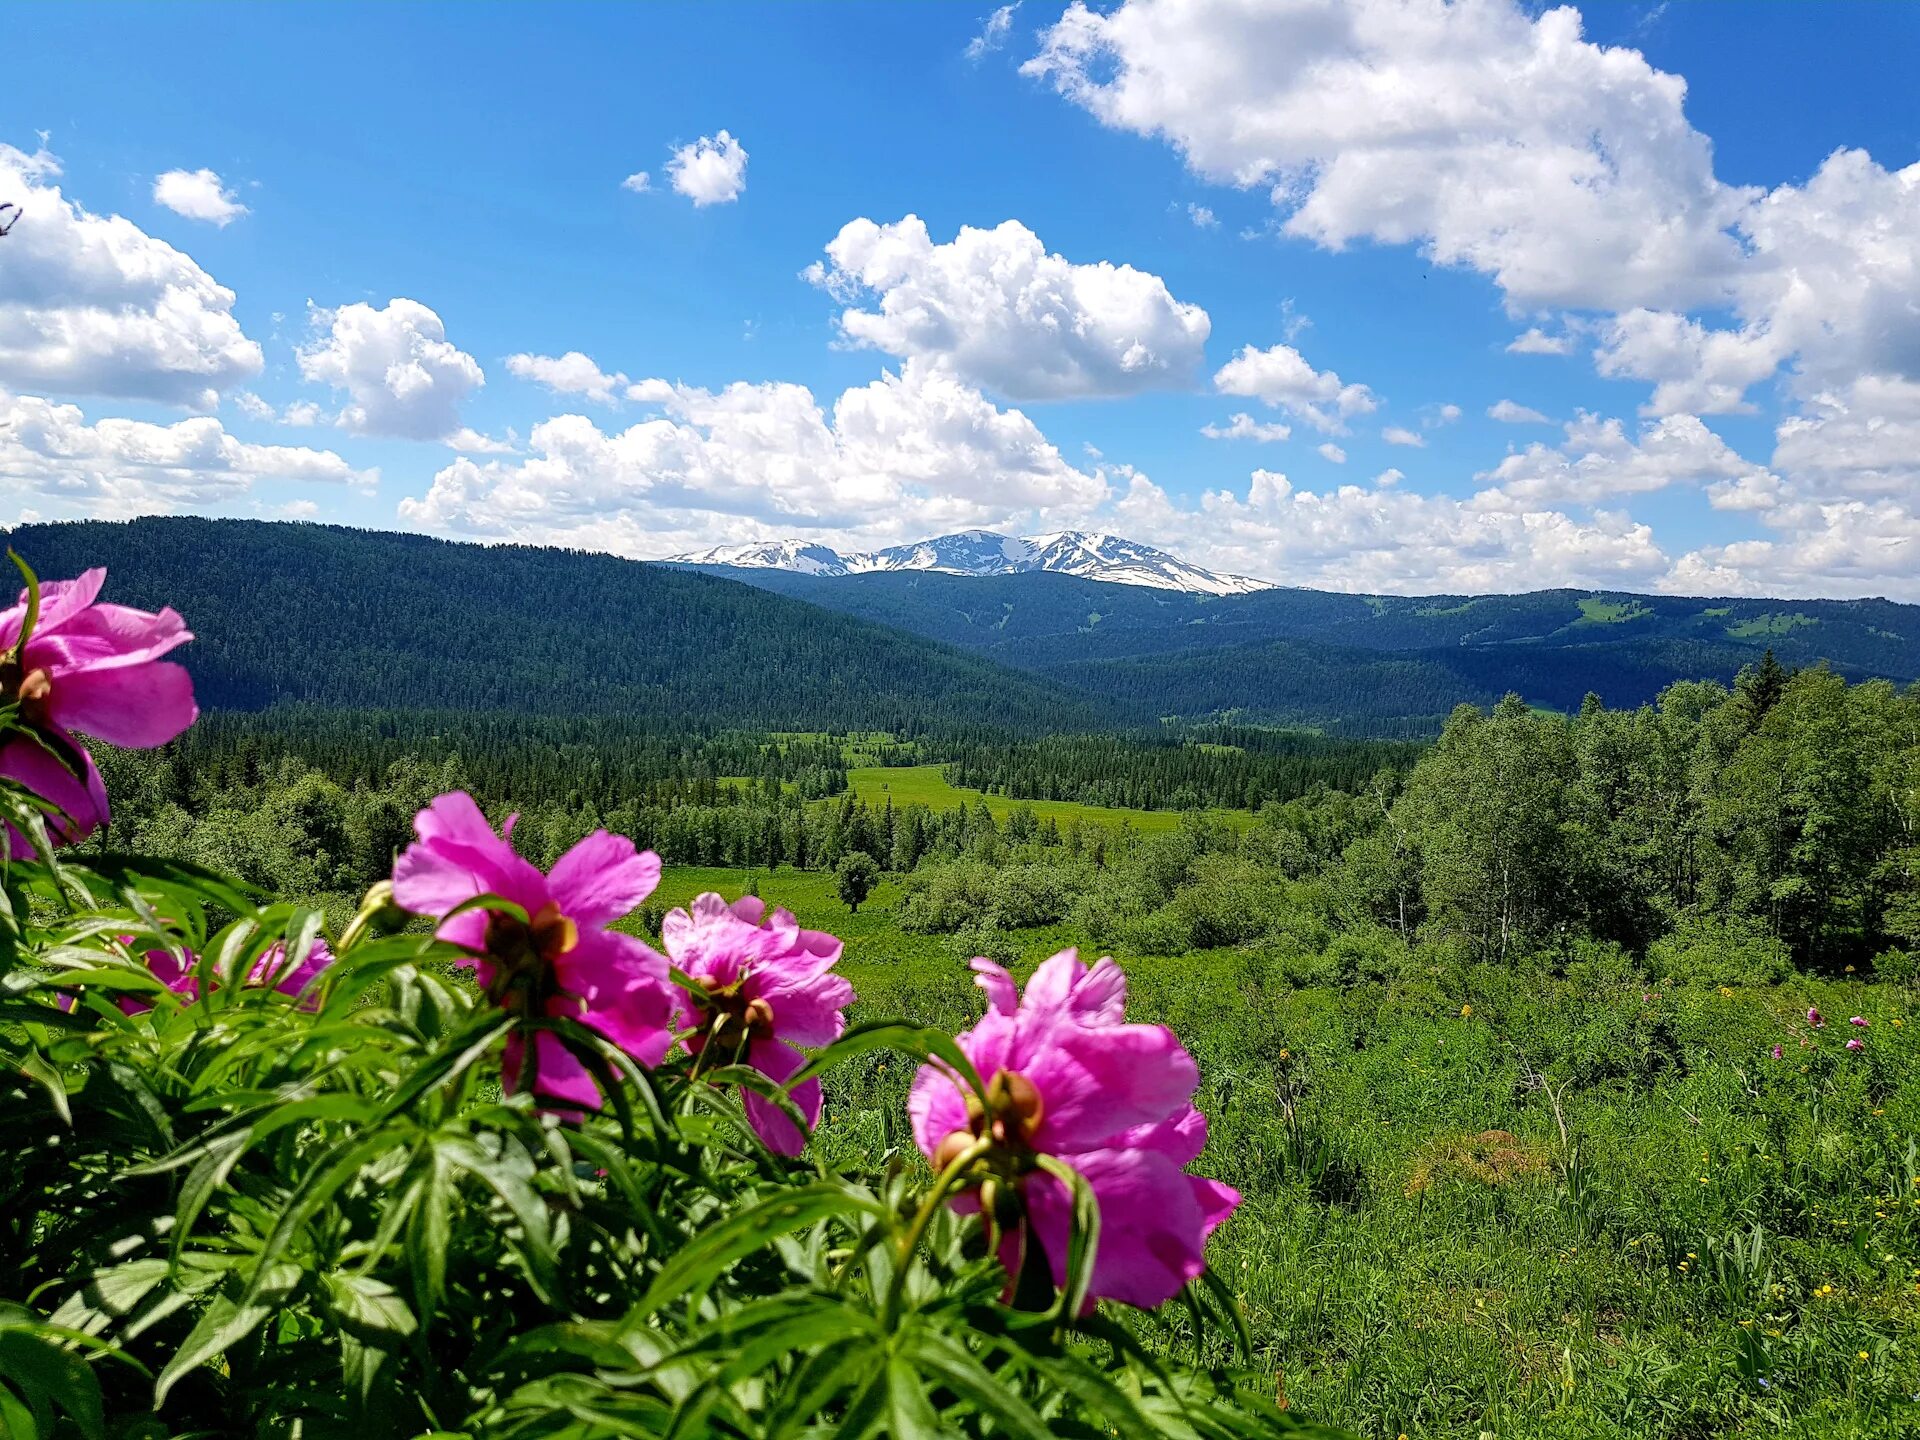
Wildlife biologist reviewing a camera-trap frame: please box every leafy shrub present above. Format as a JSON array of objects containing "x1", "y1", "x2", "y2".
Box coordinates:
[{"x1": 1651, "y1": 911, "x2": 1796, "y2": 987}]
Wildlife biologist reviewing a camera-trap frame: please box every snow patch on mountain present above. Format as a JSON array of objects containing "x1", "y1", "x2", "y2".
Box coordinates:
[{"x1": 672, "y1": 530, "x2": 1274, "y2": 596}]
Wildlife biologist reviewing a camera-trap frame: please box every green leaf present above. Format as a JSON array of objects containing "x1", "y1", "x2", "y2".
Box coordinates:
[
  {"x1": 70, "y1": 852, "x2": 260, "y2": 921},
  {"x1": 0, "y1": 1325, "x2": 106, "y2": 1440},
  {"x1": 902, "y1": 1328, "x2": 1053, "y2": 1440},
  {"x1": 631, "y1": 1184, "x2": 880, "y2": 1321},
  {"x1": 766, "y1": 1341, "x2": 884, "y2": 1440},
  {"x1": 13, "y1": 1046, "x2": 70, "y2": 1126},
  {"x1": 153, "y1": 1265, "x2": 300, "y2": 1407}
]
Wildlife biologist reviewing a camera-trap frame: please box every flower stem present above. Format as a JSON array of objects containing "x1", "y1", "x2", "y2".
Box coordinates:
[{"x1": 883, "y1": 1134, "x2": 992, "y2": 1328}]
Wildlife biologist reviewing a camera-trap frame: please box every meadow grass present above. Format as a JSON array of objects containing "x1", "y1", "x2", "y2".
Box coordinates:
[
  {"x1": 642, "y1": 864, "x2": 1920, "y2": 1440},
  {"x1": 842, "y1": 763, "x2": 1250, "y2": 834}
]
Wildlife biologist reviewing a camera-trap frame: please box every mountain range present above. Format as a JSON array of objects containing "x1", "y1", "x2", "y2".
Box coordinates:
[
  {"x1": 672, "y1": 529, "x2": 1272, "y2": 596},
  {"x1": 8, "y1": 517, "x2": 1919, "y2": 738}
]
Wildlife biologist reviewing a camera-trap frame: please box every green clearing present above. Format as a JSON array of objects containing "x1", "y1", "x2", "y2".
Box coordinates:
[
  {"x1": 1575, "y1": 596, "x2": 1653, "y2": 625},
  {"x1": 842, "y1": 762, "x2": 1249, "y2": 834},
  {"x1": 1731, "y1": 612, "x2": 1819, "y2": 638},
  {"x1": 627, "y1": 863, "x2": 1920, "y2": 1440}
]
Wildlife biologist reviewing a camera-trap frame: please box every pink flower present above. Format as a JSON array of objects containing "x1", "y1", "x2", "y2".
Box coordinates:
[
  {"x1": 663, "y1": 893, "x2": 855, "y2": 1156},
  {"x1": 1808, "y1": 1007, "x2": 1826, "y2": 1029},
  {"x1": 1770, "y1": 1044, "x2": 1783, "y2": 1060},
  {"x1": 908, "y1": 950, "x2": 1240, "y2": 1310},
  {"x1": 105, "y1": 937, "x2": 334, "y2": 1014},
  {"x1": 392, "y1": 792, "x2": 674, "y2": 1111},
  {"x1": 1850, "y1": 1016, "x2": 1868, "y2": 1027},
  {"x1": 0, "y1": 569, "x2": 195, "y2": 856},
  {"x1": 1846, "y1": 1038, "x2": 1865, "y2": 1052}
]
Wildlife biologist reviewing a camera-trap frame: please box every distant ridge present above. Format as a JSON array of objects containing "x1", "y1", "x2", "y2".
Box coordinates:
[{"x1": 672, "y1": 528, "x2": 1273, "y2": 597}]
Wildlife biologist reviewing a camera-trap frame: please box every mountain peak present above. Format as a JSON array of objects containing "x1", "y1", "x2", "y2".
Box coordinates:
[{"x1": 670, "y1": 529, "x2": 1273, "y2": 596}]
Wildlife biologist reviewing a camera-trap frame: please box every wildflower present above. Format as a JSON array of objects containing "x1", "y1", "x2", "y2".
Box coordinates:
[
  {"x1": 1859, "y1": 1351, "x2": 1870, "y2": 1363},
  {"x1": 392, "y1": 792, "x2": 674, "y2": 1110},
  {"x1": 1847, "y1": 1038, "x2": 1865, "y2": 1052},
  {"x1": 662, "y1": 892, "x2": 855, "y2": 1155},
  {"x1": 0, "y1": 568, "x2": 196, "y2": 855},
  {"x1": 1460, "y1": 1004, "x2": 1472, "y2": 1018},
  {"x1": 1808, "y1": 1006, "x2": 1826, "y2": 1028},
  {"x1": 1850, "y1": 1016, "x2": 1868, "y2": 1027},
  {"x1": 1771, "y1": 1044, "x2": 1783, "y2": 1060},
  {"x1": 909, "y1": 950, "x2": 1240, "y2": 1310},
  {"x1": 95, "y1": 936, "x2": 334, "y2": 1014}
]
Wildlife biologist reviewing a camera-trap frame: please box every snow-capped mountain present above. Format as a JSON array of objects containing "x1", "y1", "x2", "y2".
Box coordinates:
[{"x1": 672, "y1": 530, "x2": 1274, "y2": 596}]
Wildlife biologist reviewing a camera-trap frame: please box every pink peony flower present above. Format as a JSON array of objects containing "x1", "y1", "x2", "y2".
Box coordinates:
[
  {"x1": 662, "y1": 893, "x2": 855, "y2": 1155},
  {"x1": 1808, "y1": 1007, "x2": 1825, "y2": 1029},
  {"x1": 1846, "y1": 1038, "x2": 1865, "y2": 1052},
  {"x1": 1770, "y1": 1044, "x2": 1783, "y2": 1060},
  {"x1": 392, "y1": 792, "x2": 674, "y2": 1110},
  {"x1": 1850, "y1": 1016, "x2": 1868, "y2": 1027},
  {"x1": 0, "y1": 569, "x2": 196, "y2": 856},
  {"x1": 103, "y1": 937, "x2": 334, "y2": 1014},
  {"x1": 909, "y1": 949, "x2": 1240, "y2": 1310}
]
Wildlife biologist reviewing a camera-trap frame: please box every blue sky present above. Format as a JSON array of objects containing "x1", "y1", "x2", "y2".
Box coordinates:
[{"x1": 3, "y1": 0, "x2": 1918, "y2": 597}]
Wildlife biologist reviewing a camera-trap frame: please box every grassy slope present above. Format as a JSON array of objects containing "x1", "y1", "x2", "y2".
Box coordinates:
[
  {"x1": 841, "y1": 763, "x2": 1250, "y2": 834},
  {"x1": 628, "y1": 864, "x2": 1920, "y2": 1440}
]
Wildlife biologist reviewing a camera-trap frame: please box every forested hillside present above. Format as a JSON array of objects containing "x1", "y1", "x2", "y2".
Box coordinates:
[
  {"x1": 703, "y1": 567, "x2": 1920, "y2": 731},
  {"x1": 4, "y1": 518, "x2": 1109, "y2": 734}
]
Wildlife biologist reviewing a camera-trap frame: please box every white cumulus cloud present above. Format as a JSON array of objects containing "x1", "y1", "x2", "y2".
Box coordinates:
[
  {"x1": 1200, "y1": 412, "x2": 1290, "y2": 442},
  {"x1": 1213, "y1": 343, "x2": 1376, "y2": 433},
  {"x1": 297, "y1": 299, "x2": 484, "y2": 440},
  {"x1": 1488, "y1": 399, "x2": 1551, "y2": 425},
  {"x1": 398, "y1": 359, "x2": 1107, "y2": 553},
  {"x1": 0, "y1": 142, "x2": 262, "y2": 406},
  {"x1": 1316, "y1": 442, "x2": 1346, "y2": 464},
  {"x1": 667, "y1": 130, "x2": 748, "y2": 206},
  {"x1": 809, "y1": 215, "x2": 1210, "y2": 400},
  {"x1": 0, "y1": 387, "x2": 373, "y2": 518},
  {"x1": 505, "y1": 350, "x2": 630, "y2": 405},
  {"x1": 1382, "y1": 425, "x2": 1424, "y2": 447},
  {"x1": 152, "y1": 168, "x2": 248, "y2": 226},
  {"x1": 1475, "y1": 411, "x2": 1775, "y2": 511},
  {"x1": 1025, "y1": 0, "x2": 1752, "y2": 312}
]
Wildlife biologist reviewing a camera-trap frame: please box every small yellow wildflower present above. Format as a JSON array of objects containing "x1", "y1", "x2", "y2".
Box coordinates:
[
  {"x1": 1460, "y1": 1004, "x2": 1472, "y2": 1017},
  {"x1": 1859, "y1": 1351, "x2": 1870, "y2": 1362}
]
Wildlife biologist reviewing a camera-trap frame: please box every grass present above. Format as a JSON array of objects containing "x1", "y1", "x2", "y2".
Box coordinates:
[
  {"x1": 1575, "y1": 597, "x2": 1653, "y2": 625},
  {"x1": 1731, "y1": 613, "x2": 1819, "y2": 639},
  {"x1": 842, "y1": 763, "x2": 1249, "y2": 834},
  {"x1": 628, "y1": 864, "x2": 1920, "y2": 1439}
]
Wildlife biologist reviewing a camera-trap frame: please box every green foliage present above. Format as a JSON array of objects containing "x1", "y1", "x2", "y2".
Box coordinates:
[
  {"x1": 834, "y1": 849, "x2": 878, "y2": 912},
  {"x1": 0, "y1": 845, "x2": 1306, "y2": 1438}
]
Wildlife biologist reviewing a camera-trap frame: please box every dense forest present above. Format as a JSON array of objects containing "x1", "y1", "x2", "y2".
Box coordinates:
[
  {"x1": 941, "y1": 728, "x2": 1421, "y2": 810},
  {"x1": 91, "y1": 659, "x2": 1920, "y2": 975},
  {"x1": 5, "y1": 517, "x2": 1110, "y2": 734},
  {"x1": 710, "y1": 567, "x2": 1920, "y2": 732},
  {"x1": 16, "y1": 517, "x2": 1920, "y2": 740}
]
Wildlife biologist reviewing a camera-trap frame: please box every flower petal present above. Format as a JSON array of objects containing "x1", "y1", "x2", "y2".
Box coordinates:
[
  {"x1": 46, "y1": 661, "x2": 197, "y2": 748},
  {"x1": 970, "y1": 957, "x2": 1020, "y2": 1016},
  {"x1": 547, "y1": 830, "x2": 661, "y2": 927},
  {"x1": 0, "y1": 735, "x2": 108, "y2": 855},
  {"x1": 742, "y1": 1036, "x2": 817, "y2": 1156},
  {"x1": 504, "y1": 1030, "x2": 603, "y2": 1112},
  {"x1": 554, "y1": 928, "x2": 675, "y2": 1067}
]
